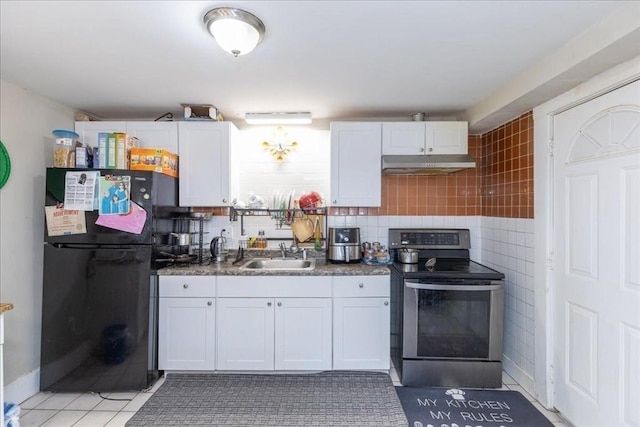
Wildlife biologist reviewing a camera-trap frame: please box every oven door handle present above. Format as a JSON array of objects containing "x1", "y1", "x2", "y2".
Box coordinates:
[{"x1": 405, "y1": 280, "x2": 503, "y2": 292}]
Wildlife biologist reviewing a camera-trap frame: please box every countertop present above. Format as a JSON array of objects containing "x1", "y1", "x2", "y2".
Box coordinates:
[
  {"x1": 158, "y1": 259, "x2": 391, "y2": 277},
  {"x1": 0, "y1": 303, "x2": 13, "y2": 314}
]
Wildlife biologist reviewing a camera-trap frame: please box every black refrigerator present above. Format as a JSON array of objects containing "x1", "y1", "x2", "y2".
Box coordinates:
[{"x1": 40, "y1": 167, "x2": 178, "y2": 392}]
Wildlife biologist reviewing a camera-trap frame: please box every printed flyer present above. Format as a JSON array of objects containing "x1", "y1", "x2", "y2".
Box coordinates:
[
  {"x1": 63, "y1": 171, "x2": 99, "y2": 211},
  {"x1": 44, "y1": 206, "x2": 87, "y2": 236}
]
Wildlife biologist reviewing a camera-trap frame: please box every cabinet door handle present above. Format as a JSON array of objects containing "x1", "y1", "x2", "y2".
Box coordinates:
[
  {"x1": 359, "y1": 283, "x2": 364, "y2": 288},
  {"x1": 419, "y1": 147, "x2": 424, "y2": 153},
  {"x1": 277, "y1": 301, "x2": 282, "y2": 307},
  {"x1": 183, "y1": 284, "x2": 189, "y2": 289},
  {"x1": 267, "y1": 301, "x2": 272, "y2": 306},
  {"x1": 207, "y1": 301, "x2": 213, "y2": 306},
  {"x1": 384, "y1": 301, "x2": 389, "y2": 306},
  {"x1": 222, "y1": 198, "x2": 227, "y2": 203},
  {"x1": 427, "y1": 147, "x2": 433, "y2": 152},
  {"x1": 332, "y1": 200, "x2": 337, "y2": 204}
]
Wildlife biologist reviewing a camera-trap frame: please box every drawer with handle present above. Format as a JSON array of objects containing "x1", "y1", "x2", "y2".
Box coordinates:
[
  {"x1": 332, "y1": 275, "x2": 389, "y2": 298},
  {"x1": 159, "y1": 275, "x2": 216, "y2": 298}
]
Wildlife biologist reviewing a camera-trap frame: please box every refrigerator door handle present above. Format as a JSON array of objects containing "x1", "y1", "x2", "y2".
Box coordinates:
[{"x1": 49, "y1": 243, "x2": 140, "y2": 250}]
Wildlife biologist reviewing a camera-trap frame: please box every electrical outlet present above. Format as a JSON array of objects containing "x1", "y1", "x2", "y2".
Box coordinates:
[{"x1": 223, "y1": 227, "x2": 233, "y2": 239}]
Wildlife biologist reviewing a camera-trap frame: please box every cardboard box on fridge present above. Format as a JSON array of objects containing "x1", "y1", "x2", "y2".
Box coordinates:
[
  {"x1": 114, "y1": 133, "x2": 139, "y2": 169},
  {"x1": 129, "y1": 148, "x2": 178, "y2": 177}
]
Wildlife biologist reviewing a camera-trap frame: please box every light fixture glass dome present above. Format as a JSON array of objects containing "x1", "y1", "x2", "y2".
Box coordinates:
[{"x1": 204, "y1": 7, "x2": 265, "y2": 57}]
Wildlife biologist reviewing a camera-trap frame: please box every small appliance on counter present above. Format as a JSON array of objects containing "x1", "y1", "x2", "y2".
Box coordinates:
[
  {"x1": 327, "y1": 227, "x2": 361, "y2": 263},
  {"x1": 210, "y1": 230, "x2": 229, "y2": 263}
]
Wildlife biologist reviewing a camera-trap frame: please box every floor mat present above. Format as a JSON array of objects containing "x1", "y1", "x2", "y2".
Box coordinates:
[
  {"x1": 395, "y1": 386, "x2": 553, "y2": 427},
  {"x1": 127, "y1": 371, "x2": 408, "y2": 426}
]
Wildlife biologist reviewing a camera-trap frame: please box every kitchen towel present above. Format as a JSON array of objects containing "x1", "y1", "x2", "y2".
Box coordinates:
[
  {"x1": 395, "y1": 386, "x2": 554, "y2": 427},
  {"x1": 127, "y1": 371, "x2": 408, "y2": 426}
]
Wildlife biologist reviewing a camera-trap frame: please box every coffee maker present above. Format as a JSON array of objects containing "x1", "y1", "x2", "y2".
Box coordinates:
[{"x1": 327, "y1": 227, "x2": 361, "y2": 263}]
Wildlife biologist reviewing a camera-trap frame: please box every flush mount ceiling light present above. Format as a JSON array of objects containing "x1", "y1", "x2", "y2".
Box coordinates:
[
  {"x1": 203, "y1": 7, "x2": 265, "y2": 57},
  {"x1": 245, "y1": 112, "x2": 312, "y2": 125}
]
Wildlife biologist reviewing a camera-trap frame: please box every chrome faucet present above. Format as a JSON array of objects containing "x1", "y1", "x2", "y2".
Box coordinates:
[{"x1": 279, "y1": 242, "x2": 287, "y2": 259}]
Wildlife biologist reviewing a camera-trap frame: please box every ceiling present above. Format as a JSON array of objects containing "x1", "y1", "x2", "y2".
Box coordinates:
[{"x1": 1, "y1": 1, "x2": 639, "y2": 133}]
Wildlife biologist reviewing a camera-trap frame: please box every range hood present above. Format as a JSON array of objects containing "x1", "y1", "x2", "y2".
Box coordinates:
[{"x1": 382, "y1": 154, "x2": 476, "y2": 175}]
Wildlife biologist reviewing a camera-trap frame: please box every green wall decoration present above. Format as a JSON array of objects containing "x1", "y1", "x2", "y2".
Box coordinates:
[{"x1": 0, "y1": 140, "x2": 11, "y2": 188}]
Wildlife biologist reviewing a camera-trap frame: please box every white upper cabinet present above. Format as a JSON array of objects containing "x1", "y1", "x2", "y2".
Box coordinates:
[
  {"x1": 382, "y1": 121, "x2": 468, "y2": 155},
  {"x1": 330, "y1": 122, "x2": 381, "y2": 207},
  {"x1": 177, "y1": 121, "x2": 237, "y2": 207},
  {"x1": 126, "y1": 122, "x2": 178, "y2": 152},
  {"x1": 381, "y1": 122, "x2": 425, "y2": 155}
]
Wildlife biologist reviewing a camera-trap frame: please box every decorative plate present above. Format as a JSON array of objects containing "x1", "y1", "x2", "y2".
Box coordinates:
[{"x1": 0, "y1": 141, "x2": 11, "y2": 189}]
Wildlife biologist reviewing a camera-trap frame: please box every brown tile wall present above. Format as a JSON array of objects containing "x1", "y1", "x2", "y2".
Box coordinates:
[{"x1": 480, "y1": 112, "x2": 534, "y2": 218}]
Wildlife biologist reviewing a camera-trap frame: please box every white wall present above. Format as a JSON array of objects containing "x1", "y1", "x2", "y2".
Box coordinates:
[{"x1": 0, "y1": 80, "x2": 74, "y2": 403}]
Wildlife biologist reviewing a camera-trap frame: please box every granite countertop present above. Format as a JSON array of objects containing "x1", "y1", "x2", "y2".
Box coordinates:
[
  {"x1": 0, "y1": 303, "x2": 13, "y2": 314},
  {"x1": 158, "y1": 259, "x2": 391, "y2": 277}
]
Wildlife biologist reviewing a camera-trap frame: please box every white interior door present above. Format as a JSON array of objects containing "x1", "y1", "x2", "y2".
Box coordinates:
[{"x1": 553, "y1": 80, "x2": 640, "y2": 426}]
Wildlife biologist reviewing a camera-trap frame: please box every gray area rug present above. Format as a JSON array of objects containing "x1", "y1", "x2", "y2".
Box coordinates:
[{"x1": 126, "y1": 371, "x2": 408, "y2": 426}]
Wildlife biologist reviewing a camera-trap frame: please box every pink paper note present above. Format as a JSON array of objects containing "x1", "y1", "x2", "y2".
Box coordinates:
[{"x1": 95, "y1": 201, "x2": 147, "y2": 234}]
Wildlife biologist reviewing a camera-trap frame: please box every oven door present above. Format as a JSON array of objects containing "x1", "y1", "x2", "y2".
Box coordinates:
[{"x1": 403, "y1": 280, "x2": 504, "y2": 361}]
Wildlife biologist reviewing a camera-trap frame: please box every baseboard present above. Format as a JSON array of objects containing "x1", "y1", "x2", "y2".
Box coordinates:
[
  {"x1": 502, "y1": 355, "x2": 535, "y2": 397},
  {"x1": 5, "y1": 368, "x2": 40, "y2": 405}
]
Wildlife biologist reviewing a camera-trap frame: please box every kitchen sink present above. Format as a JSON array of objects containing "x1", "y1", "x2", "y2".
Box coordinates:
[{"x1": 239, "y1": 258, "x2": 316, "y2": 270}]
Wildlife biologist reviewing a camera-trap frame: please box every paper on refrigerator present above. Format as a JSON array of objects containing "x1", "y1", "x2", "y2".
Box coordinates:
[
  {"x1": 45, "y1": 205, "x2": 87, "y2": 236},
  {"x1": 63, "y1": 171, "x2": 99, "y2": 211},
  {"x1": 95, "y1": 201, "x2": 147, "y2": 234}
]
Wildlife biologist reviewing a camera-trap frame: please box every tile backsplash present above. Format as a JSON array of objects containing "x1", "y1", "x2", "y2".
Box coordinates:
[{"x1": 198, "y1": 112, "x2": 535, "y2": 239}]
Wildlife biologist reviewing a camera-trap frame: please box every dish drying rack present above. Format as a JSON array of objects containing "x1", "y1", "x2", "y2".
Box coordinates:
[{"x1": 229, "y1": 206, "x2": 327, "y2": 237}]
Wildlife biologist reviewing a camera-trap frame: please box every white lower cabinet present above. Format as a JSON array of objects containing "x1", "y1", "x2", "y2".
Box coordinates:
[
  {"x1": 216, "y1": 276, "x2": 332, "y2": 371},
  {"x1": 332, "y1": 276, "x2": 390, "y2": 370},
  {"x1": 159, "y1": 274, "x2": 390, "y2": 372},
  {"x1": 274, "y1": 297, "x2": 332, "y2": 370},
  {"x1": 216, "y1": 297, "x2": 275, "y2": 370},
  {"x1": 158, "y1": 276, "x2": 216, "y2": 370}
]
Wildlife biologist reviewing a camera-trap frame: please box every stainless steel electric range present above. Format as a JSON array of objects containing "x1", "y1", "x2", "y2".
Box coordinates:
[{"x1": 389, "y1": 228, "x2": 505, "y2": 388}]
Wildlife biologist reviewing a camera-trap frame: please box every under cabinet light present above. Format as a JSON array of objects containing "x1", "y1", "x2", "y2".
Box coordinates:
[{"x1": 245, "y1": 112, "x2": 312, "y2": 125}]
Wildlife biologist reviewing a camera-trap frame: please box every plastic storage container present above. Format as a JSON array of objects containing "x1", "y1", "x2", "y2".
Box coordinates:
[{"x1": 52, "y1": 129, "x2": 79, "y2": 168}]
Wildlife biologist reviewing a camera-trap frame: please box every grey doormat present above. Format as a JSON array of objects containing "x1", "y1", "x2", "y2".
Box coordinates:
[
  {"x1": 395, "y1": 386, "x2": 554, "y2": 427},
  {"x1": 127, "y1": 371, "x2": 408, "y2": 426}
]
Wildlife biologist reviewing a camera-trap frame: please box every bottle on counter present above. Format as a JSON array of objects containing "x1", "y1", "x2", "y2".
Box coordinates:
[{"x1": 257, "y1": 230, "x2": 267, "y2": 249}]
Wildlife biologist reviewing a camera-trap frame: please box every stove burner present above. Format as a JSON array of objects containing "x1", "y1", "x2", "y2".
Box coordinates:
[{"x1": 425, "y1": 257, "x2": 436, "y2": 271}]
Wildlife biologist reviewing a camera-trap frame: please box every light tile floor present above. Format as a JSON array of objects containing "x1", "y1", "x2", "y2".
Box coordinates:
[{"x1": 17, "y1": 371, "x2": 571, "y2": 426}]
